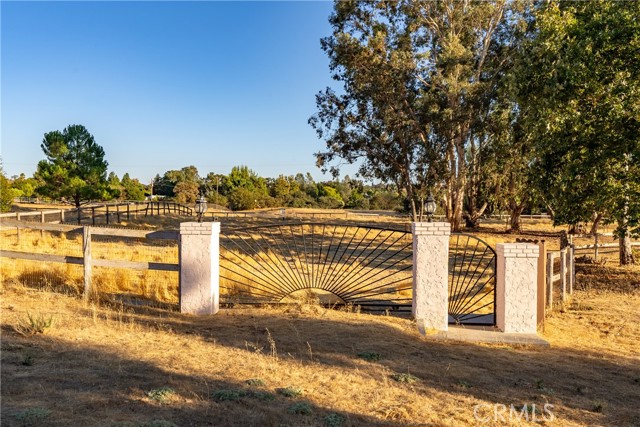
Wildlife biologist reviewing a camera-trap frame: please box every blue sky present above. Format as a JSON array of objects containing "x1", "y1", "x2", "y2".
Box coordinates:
[{"x1": 1, "y1": 1, "x2": 348, "y2": 183}]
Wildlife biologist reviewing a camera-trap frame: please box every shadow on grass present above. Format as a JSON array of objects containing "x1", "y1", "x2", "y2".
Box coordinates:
[
  {"x1": 61, "y1": 298, "x2": 640, "y2": 427},
  {"x1": 0, "y1": 327, "x2": 386, "y2": 427}
]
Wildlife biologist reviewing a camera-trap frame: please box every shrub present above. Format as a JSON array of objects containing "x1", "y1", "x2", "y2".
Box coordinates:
[
  {"x1": 277, "y1": 386, "x2": 303, "y2": 398},
  {"x1": 357, "y1": 351, "x2": 381, "y2": 362},
  {"x1": 14, "y1": 313, "x2": 54, "y2": 336},
  {"x1": 287, "y1": 402, "x2": 313, "y2": 415},
  {"x1": 391, "y1": 373, "x2": 419, "y2": 384},
  {"x1": 324, "y1": 413, "x2": 346, "y2": 427},
  {"x1": 15, "y1": 407, "x2": 51, "y2": 426},
  {"x1": 146, "y1": 387, "x2": 176, "y2": 403},
  {"x1": 211, "y1": 389, "x2": 247, "y2": 402}
]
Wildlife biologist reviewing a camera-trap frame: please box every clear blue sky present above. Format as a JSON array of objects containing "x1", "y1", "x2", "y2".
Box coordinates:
[{"x1": 1, "y1": 1, "x2": 349, "y2": 183}]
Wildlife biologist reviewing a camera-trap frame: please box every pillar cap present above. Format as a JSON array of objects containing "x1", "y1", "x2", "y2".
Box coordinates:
[
  {"x1": 412, "y1": 222, "x2": 451, "y2": 236},
  {"x1": 496, "y1": 243, "x2": 539, "y2": 258},
  {"x1": 180, "y1": 222, "x2": 220, "y2": 235}
]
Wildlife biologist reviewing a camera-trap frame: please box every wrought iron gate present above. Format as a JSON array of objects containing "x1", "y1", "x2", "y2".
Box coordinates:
[
  {"x1": 219, "y1": 223, "x2": 413, "y2": 310},
  {"x1": 219, "y1": 223, "x2": 496, "y2": 324},
  {"x1": 448, "y1": 234, "x2": 496, "y2": 325}
]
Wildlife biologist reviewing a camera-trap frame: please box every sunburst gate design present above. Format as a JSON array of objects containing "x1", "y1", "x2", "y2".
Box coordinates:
[
  {"x1": 220, "y1": 223, "x2": 414, "y2": 309},
  {"x1": 219, "y1": 224, "x2": 496, "y2": 324},
  {"x1": 448, "y1": 234, "x2": 496, "y2": 325}
]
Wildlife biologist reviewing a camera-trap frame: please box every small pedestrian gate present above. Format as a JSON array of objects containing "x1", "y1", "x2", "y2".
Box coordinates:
[{"x1": 219, "y1": 223, "x2": 495, "y2": 325}]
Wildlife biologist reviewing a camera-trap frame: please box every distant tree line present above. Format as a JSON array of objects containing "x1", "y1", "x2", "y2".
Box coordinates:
[{"x1": 0, "y1": 126, "x2": 403, "y2": 214}]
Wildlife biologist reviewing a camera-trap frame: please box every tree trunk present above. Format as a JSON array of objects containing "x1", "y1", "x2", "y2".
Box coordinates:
[
  {"x1": 508, "y1": 206, "x2": 524, "y2": 233},
  {"x1": 74, "y1": 194, "x2": 81, "y2": 209},
  {"x1": 620, "y1": 228, "x2": 636, "y2": 265},
  {"x1": 464, "y1": 201, "x2": 488, "y2": 228},
  {"x1": 589, "y1": 212, "x2": 603, "y2": 235}
]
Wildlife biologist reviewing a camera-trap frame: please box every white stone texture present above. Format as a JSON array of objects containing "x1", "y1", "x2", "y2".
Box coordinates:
[
  {"x1": 412, "y1": 222, "x2": 451, "y2": 331},
  {"x1": 179, "y1": 222, "x2": 220, "y2": 315},
  {"x1": 496, "y1": 243, "x2": 539, "y2": 333}
]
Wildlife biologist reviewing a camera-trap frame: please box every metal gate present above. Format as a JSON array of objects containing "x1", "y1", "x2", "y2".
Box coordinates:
[
  {"x1": 219, "y1": 223, "x2": 496, "y2": 324},
  {"x1": 448, "y1": 234, "x2": 496, "y2": 325},
  {"x1": 219, "y1": 223, "x2": 413, "y2": 310}
]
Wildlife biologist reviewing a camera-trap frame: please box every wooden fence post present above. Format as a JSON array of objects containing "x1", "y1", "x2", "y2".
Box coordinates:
[
  {"x1": 560, "y1": 248, "x2": 567, "y2": 302},
  {"x1": 83, "y1": 226, "x2": 92, "y2": 299},
  {"x1": 546, "y1": 252, "x2": 554, "y2": 309},
  {"x1": 537, "y1": 241, "x2": 546, "y2": 327},
  {"x1": 569, "y1": 246, "x2": 575, "y2": 294},
  {"x1": 106, "y1": 205, "x2": 110, "y2": 225},
  {"x1": 127, "y1": 204, "x2": 130, "y2": 221},
  {"x1": 116, "y1": 204, "x2": 121, "y2": 223},
  {"x1": 40, "y1": 211, "x2": 45, "y2": 223},
  {"x1": 60, "y1": 209, "x2": 65, "y2": 223},
  {"x1": 77, "y1": 208, "x2": 81, "y2": 225}
]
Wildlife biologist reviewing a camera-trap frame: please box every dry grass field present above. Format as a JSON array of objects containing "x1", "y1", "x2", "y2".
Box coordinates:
[{"x1": 1, "y1": 210, "x2": 639, "y2": 426}]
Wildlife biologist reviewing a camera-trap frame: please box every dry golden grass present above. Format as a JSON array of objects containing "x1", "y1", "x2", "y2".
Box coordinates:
[
  {"x1": 1, "y1": 261, "x2": 639, "y2": 427},
  {"x1": 0, "y1": 228, "x2": 179, "y2": 305}
]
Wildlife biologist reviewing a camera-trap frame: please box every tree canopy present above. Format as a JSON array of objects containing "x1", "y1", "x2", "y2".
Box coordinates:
[
  {"x1": 518, "y1": 0, "x2": 640, "y2": 263},
  {"x1": 310, "y1": 0, "x2": 527, "y2": 229},
  {"x1": 35, "y1": 124, "x2": 109, "y2": 208}
]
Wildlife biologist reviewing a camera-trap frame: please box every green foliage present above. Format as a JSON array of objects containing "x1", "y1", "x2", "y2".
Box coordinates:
[
  {"x1": 211, "y1": 389, "x2": 247, "y2": 402},
  {"x1": 121, "y1": 173, "x2": 146, "y2": 201},
  {"x1": 153, "y1": 166, "x2": 201, "y2": 201},
  {"x1": 391, "y1": 373, "x2": 419, "y2": 384},
  {"x1": 14, "y1": 313, "x2": 54, "y2": 336},
  {"x1": 246, "y1": 378, "x2": 266, "y2": 387},
  {"x1": 173, "y1": 181, "x2": 199, "y2": 204},
  {"x1": 276, "y1": 386, "x2": 303, "y2": 398},
  {"x1": 519, "y1": 0, "x2": 640, "y2": 261},
  {"x1": 311, "y1": 1, "x2": 527, "y2": 226},
  {"x1": 0, "y1": 167, "x2": 13, "y2": 212},
  {"x1": 10, "y1": 173, "x2": 38, "y2": 199},
  {"x1": 287, "y1": 402, "x2": 313, "y2": 415},
  {"x1": 34, "y1": 124, "x2": 109, "y2": 208},
  {"x1": 249, "y1": 391, "x2": 275, "y2": 401},
  {"x1": 146, "y1": 387, "x2": 176, "y2": 403},
  {"x1": 357, "y1": 351, "x2": 381, "y2": 362},
  {"x1": 14, "y1": 407, "x2": 51, "y2": 426},
  {"x1": 324, "y1": 413, "x2": 346, "y2": 427}
]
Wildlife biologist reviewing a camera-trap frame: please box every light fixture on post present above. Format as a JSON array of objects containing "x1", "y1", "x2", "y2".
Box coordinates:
[
  {"x1": 424, "y1": 192, "x2": 437, "y2": 222},
  {"x1": 195, "y1": 195, "x2": 207, "y2": 223}
]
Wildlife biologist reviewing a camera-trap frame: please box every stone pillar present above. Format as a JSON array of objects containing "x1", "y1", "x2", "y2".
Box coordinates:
[
  {"x1": 496, "y1": 243, "x2": 539, "y2": 334},
  {"x1": 412, "y1": 222, "x2": 451, "y2": 332},
  {"x1": 179, "y1": 222, "x2": 220, "y2": 315}
]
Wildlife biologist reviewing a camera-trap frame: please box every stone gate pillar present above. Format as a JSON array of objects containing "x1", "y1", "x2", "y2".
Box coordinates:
[
  {"x1": 412, "y1": 222, "x2": 451, "y2": 331},
  {"x1": 496, "y1": 243, "x2": 539, "y2": 333},
  {"x1": 179, "y1": 222, "x2": 220, "y2": 315}
]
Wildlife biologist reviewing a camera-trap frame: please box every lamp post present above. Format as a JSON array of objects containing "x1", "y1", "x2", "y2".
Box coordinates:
[
  {"x1": 424, "y1": 192, "x2": 437, "y2": 222},
  {"x1": 195, "y1": 195, "x2": 207, "y2": 223}
]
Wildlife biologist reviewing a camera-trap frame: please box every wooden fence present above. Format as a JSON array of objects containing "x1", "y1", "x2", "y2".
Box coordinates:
[
  {"x1": 546, "y1": 247, "x2": 575, "y2": 309},
  {"x1": 0, "y1": 201, "x2": 194, "y2": 226},
  {"x1": 0, "y1": 220, "x2": 179, "y2": 299},
  {"x1": 572, "y1": 233, "x2": 640, "y2": 261}
]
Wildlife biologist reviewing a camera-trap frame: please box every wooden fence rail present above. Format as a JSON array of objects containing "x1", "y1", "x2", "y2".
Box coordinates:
[
  {"x1": 546, "y1": 247, "x2": 575, "y2": 309},
  {"x1": 1, "y1": 201, "x2": 194, "y2": 226},
  {"x1": 0, "y1": 220, "x2": 179, "y2": 299}
]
